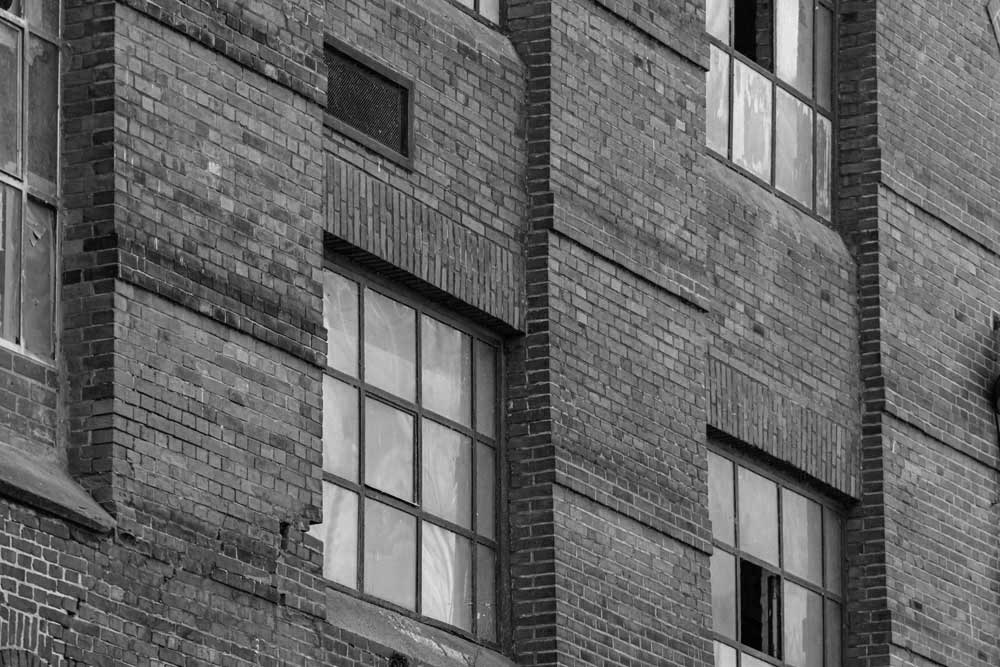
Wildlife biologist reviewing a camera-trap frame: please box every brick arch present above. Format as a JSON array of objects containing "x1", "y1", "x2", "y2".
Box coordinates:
[{"x1": 0, "y1": 649, "x2": 48, "y2": 667}]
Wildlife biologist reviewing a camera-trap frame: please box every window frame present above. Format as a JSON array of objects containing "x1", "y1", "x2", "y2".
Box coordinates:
[
  {"x1": 708, "y1": 443, "x2": 846, "y2": 667},
  {"x1": 315, "y1": 258, "x2": 507, "y2": 646},
  {"x1": 445, "y1": 0, "x2": 504, "y2": 28},
  {"x1": 0, "y1": 0, "x2": 61, "y2": 365},
  {"x1": 705, "y1": 0, "x2": 838, "y2": 222}
]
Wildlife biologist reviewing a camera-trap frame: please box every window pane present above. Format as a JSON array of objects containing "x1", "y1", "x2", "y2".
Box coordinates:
[
  {"x1": 22, "y1": 200, "x2": 53, "y2": 357},
  {"x1": 421, "y1": 315, "x2": 471, "y2": 426},
  {"x1": 776, "y1": 0, "x2": 813, "y2": 95},
  {"x1": 308, "y1": 483, "x2": 358, "y2": 588},
  {"x1": 475, "y1": 442, "x2": 495, "y2": 538},
  {"x1": 825, "y1": 599, "x2": 842, "y2": 667},
  {"x1": 26, "y1": 0, "x2": 59, "y2": 35},
  {"x1": 707, "y1": 46, "x2": 730, "y2": 157},
  {"x1": 781, "y1": 488, "x2": 822, "y2": 586},
  {"x1": 740, "y1": 560, "x2": 782, "y2": 657},
  {"x1": 816, "y1": 114, "x2": 832, "y2": 219},
  {"x1": 0, "y1": 184, "x2": 20, "y2": 342},
  {"x1": 324, "y1": 272, "x2": 358, "y2": 376},
  {"x1": 815, "y1": 5, "x2": 833, "y2": 110},
  {"x1": 421, "y1": 419, "x2": 472, "y2": 528},
  {"x1": 474, "y1": 339, "x2": 496, "y2": 437},
  {"x1": 476, "y1": 544, "x2": 496, "y2": 641},
  {"x1": 364, "y1": 499, "x2": 416, "y2": 610},
  {"x1": 364, "y1": 288, "x2": 416, "y2": 401},
  {"x1": 738, "y1": 467, "x2": 779, "y2": 565},
  {"x1": 741, "y1": 653, "x2": 772, "y2": 667},
  {"x1": 710, "y1": 550, "x2": 736, "y2": 639},
  {"x1": 323, "y1": 376, "x2": 359, "y2": 482},
  {"x1": 706, "y1": 0, "x2": 730, "y2": 43},
  {"x1": 365, "y1": 399, "x2": 414, "y2": 502},
  {"x1": 823, "y1": 505, "x2": 842, "y2": 592},
  {"x1": 732, "y1": 60, "x2": 772, "y2": 182},
  {"x1": 708, "y1": 450, "x2": 735, "y2": 545},
  {"x1": 775, "y1": 89, "x2": 813, "y2": 207},
  {"x1": 479, "y1": 0, "x2": 500, "y2": 22},
  {"x1": 783, "y1": 580, "x2": 823, "y2": 667},
  {"x1": 714, "y1": 642, "x2": 736, "y2": 667},
  {"x1": 0, "y1": 21, "x2": 19, "y2": 176},
  {"x1": 27, "y1": 36, "x2": 58, "y2": 196},
  {"x1": 421, "y1": 523, "x2": 473, "y2": 631}
]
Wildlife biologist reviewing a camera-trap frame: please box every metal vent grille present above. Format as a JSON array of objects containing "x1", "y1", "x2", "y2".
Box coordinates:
[{"x1": 326, "y1": 46, "x2": 409, "y2": 157}]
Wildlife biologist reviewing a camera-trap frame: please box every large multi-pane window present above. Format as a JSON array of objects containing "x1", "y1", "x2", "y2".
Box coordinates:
[
  {"x1": 706, "y1": 0, "x2": 834, "y2": 220},
  {"x1": 311, "y1": 267, "x2": 500, "y2": 642},
  {"x1": 708, "y1": 449, "x2": 844, "y2": 667},
  {"x1": 0, "y1": 0, "x2": 59, "y2": 359}
]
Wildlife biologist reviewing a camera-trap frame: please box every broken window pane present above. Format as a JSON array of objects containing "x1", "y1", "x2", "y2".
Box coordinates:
[
  {"x1": 0, "y1": 21, "x2": 19, "y2": 177},
  {"x1": 740, "y1": 559, "x2": 782, "y2": 658},
  {"x1": 734, "y1": 0, "x2": 773, "y2": 70},
  {"x1": 776, "y1": 0, "x2": 813, "y2": 95},
  {"x1": 707, "y1": 46, "x2": 731, "y2": 157},
  {"x1": 22, "y1": 198, "x2": 53, "y2": 357},
  {"x1": 27, "y1": 35, "x2": 58, "y2": 196},
  {"x1": 732, "y1": 60, "x2": 772, "y2": 182}
]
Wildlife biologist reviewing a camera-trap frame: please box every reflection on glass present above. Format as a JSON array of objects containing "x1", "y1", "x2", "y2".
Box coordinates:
[
  {"x1": 0, "y1": 185, "x2": 20, "y2": 341},
  {"x1": 364, "y1": 288, "x2": 416, "y2": 401},
  {"x1": 707, "y1": 0, "x2": 730, "y2": 43},
  {"x1": 422, "y1": 315, "x2": 471, "y2": 425},
  {"x1": 474, "y1": 340, "x2": 497, "y2": 437},
  {"x1": 323, "y1": 376, "x2": 359, "y2": 481},
  {"x1": 27, "y1": 35, "x2": 57, "y2": 195},
  {"x1": 22, "y1": 201, "x2": 53, "y2": 357},
  {"x1": 324, "y1": 272, "x2": 358, "y2": 376},
  {"x1": 708, "y1": 450, "x2": 735, "y2": 545},
  {"x1": 479, "y1": 0, "x2": 500, "y2": 22},
  {"x1": 421, "y1": 523, "x2": 473, "y2": 631},
  {"x1": 782, "y1": 488, "x2": 823, "y2": 585},
  {"x1": 816, "y1": 115, "x2": 832, "y2": 219},
  {"x1": 365, "y1": 399, "x2": 414, "y2": 501},
  {"x1": 308, "y1": 483, "x2": 358, "y2": 587},
  {"x1": 825, "y1": 599, "x2": 842, "y2": 667},
  {"x1": 783, "y1": 580, "x2": 823, "y2": 667},
  {"x1": 707, "y1": 46, "x2": 730, "y2": 157},
  {"x1": 776, "y1": 0, "x2": 813, "y2": 95},
  {"x1": 477, "y1": 545, "x2": 497, "y2": 640},
  {"x1": 775, "y1": 89, "x2": 813, "y2": 207},
  {"x1": 422, "y1": 419, "x2": 472, "y2": 527},
  {"x1": 476, "y1": 442, "x2": 495, "y2": 538},
  {"x1": 815, "y1": 5, "x2": 833, "y2": 109},
  {"x1": 738, "y1": 467, "x2": 779, "y2": 565},
  {"x1": 710, "y1": 551, "x2": 737, "y2": 639},
  {"x1": 824, "y1": 505, "x2": 842, "y2": 592},
  {"x1": 714, "y1": 642, "x2": 737, "y2": 667},
  {"x1": 732, "y1": 60, "x2": 772, "y2": 181},
  {"x1": 364, "y1": 500, "x2": 416, "y2": 609},
  {"x1": 0, "y1": 22, "x2": 19, "y2": 176}
]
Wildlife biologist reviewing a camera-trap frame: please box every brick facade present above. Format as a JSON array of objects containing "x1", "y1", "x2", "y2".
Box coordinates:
[{"x1": 0, "y1": 0, "x2": 996, "y2": 665}]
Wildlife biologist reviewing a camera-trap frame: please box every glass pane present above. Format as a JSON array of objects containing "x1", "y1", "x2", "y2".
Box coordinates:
[
  {"x1": 364, "y1": 288, "x2": 416, "y2": 401},
  {"x1": 706, "y1": 0, "x2": 730, "y2": 43},
  {"x1": 0, "y1": 21, "x2": 19, "y2": 176},
  {"x1": 27, "y1": 36, "x2": 58, "y2": 196},
  {"x1": 26, "y1": 0, "x2": 59, "y2": 35},
  {"x1": 476, "y1": 442, "x2": 495, "y2": 538},
  {"x1": 816, "y1": 115, "x2": 832, "y2": 219},
  {"x1": 479, "y1": 0, "x2": 500, "y2": 22},
  {"x1": 365, "y1": 399, "x2": 414, "y2": 501},
  {"x1": 0, "y1": 185, "x2": 19, "y2": 342},
  {"x1": 714, "y1": 642, "x2": 736, "y2": 667},
  {"x1": 815, "y1": 5, "x2": 833, "y2": 110},
  {"x1": 738, "y1": 467, "x2": 779, "y2": 565},
  {"x1": 323, "y1": 376, "x2": 359, "y2": 482},
  {"x1": 324, "y1": 272, "x2": 358, "y2": 376},
  {"x1": 782, "y1": 488, "x2": 823, "y2": 586},
  {"x1": 308, "y1": 483, "x2": 358, "y2": 587},
  {"x1": 741, "y1": 653, "x2": 772, "y2": 667},
  {"x1": 775, "y1": 89, "x2": 813, "y2": 207},
  {"x1": 783, "y1": 580, "x2": 823, "y2": 667},
  {"x1": 710, "y1": 550, "x2": 736, "y2": 639},
  {"x1": 421, "y1": 523, "x2": 473, "y2": 630},
  {"x1": 364, "y1": 500, "x2": 416, "y2": 610},
  {"x1": 476, "y1": 544, "x2": 496, "y2": 641},
  {"x1": 708, "y1": 450, "x2": 735, "y2": 545},
  {"x1": 825, "y1": 599, "x2": 842, "y2": 667},
  {"x1": 740, "y1": 560, "x2": 782, "y2": 657},
  {"x1": 824, "y1": 505, "x2": 842, "y2": 592},
  {"x1": 22, "y1": 200, "x2": 53, "y2": 358},
  {"x1": 421, "y1": 315, "x2": 471, "y2": 426},
  {"x1": 421, "y1": 419, "x2": 472, "y2": 528},
  {"x1": 776, "y1": 0, "x2": 813, "y2": 95},
  {"x1": 732, "y1": 60, "x2": 772, "y2": 182},
  {"x1": 707, "y1": 46, "x2": 730, "y2": 157},
  {"x1": 474, "y1": 340, "x2": 497, "y2": 437}
]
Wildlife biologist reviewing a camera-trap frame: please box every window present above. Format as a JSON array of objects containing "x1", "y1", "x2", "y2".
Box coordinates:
[
  {"x1": 706, "y1": 0, "x2": 834, "y2": 220},
  {"x1": 0, "y1": 0, "x2": 59, "y2": 359},
  {"x1": 310, "y1": 266, "x2": 501, "y2": 642},
  {"x1": 451, "y1": 0, "x2": 501, "y2": 24},
  {"x1": 708, "y1": 449, "x2": 843, "y2": 667}
]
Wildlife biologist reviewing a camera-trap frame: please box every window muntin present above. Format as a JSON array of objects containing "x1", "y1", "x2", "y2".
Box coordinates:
[
  {"x1": 0, "y1": 0, "x2": 59, "y2": 360},
  {"x1": 706, "y1": 0, "x2": 834, "y2": 220},
  {"x1": 708, "y1": 449, "x2": 843, "y2": 666},
  {"x1": 311, "y1": 267, "x2": 500, "y2": 642},
  {"x1": 452, "y1": 0, "x2": 501, "y2": 24}
]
